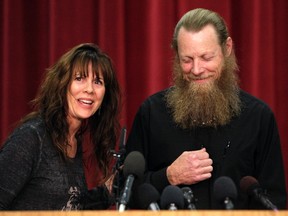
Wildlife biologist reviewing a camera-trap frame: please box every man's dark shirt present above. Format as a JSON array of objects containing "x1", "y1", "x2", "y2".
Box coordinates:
[{"x1": 126, "y1": 88, "x2": 287, "y2": 209}]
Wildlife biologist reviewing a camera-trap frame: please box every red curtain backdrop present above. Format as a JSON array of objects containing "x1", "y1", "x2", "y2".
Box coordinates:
[{"x1": 1, "y1": 0, "x2": 288, "y2": 194}]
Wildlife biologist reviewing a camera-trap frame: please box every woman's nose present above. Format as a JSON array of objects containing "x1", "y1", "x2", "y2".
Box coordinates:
[{"x1": 85, "y1": 82, "x2": 94, "y2": 93}]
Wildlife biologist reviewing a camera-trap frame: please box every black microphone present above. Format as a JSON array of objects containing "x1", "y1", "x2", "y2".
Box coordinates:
[
  {"x1": 110, "y1": 127, "x2": 127, "y2": 161},
  {"x1": 181, "y1": 187, "x2": 197, "y2": 210},
  {"x1": 137, "y1": 183, "x2": 160, "y2": 211},
  {"x1": 160, "y1": 185, "x2": 185, "y2": 210},
  {"x1": 118, "y1": 151, "x2": 145, "y2": 212},
  {"x1": 240, "y1": 176, "x2": 278, "y2": 211},
  {"x1": 213, "y1": 176, "x2": 237, "y2": 210}
]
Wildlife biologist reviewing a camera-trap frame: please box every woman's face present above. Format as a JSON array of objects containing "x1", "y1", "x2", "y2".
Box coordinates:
[{"x1": 67, "y1": 62, "x2": 105, "y2": 124}]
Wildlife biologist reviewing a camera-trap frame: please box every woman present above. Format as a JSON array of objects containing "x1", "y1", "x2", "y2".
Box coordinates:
[{"x1": 0, "y1": 43, "x2": 121, "y2": 210}]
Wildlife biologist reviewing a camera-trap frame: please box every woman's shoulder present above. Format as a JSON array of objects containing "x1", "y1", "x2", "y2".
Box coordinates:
[
  {"x1": 19, "y1": 116, "x2": 46, "y2": 130},
  {"x1": 1, "y1": 116, "x2": 48, "y2": 162},
  {"x1": 6, "y1": 116, "x2": 47, "y2": 143}
]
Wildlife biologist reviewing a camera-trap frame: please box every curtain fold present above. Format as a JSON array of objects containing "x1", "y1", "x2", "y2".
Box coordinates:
[{"x1": 1, "y1": 0, "x2": 288, "y2": 196}]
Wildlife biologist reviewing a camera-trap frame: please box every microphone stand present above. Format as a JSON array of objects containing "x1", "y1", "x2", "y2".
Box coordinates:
[
  {"x1": 223, "y1": 197, "x2": 234, "y2": 210},
  {"x1": 111, "y1": 149, "x2": 125, "y2": 210},
  {"x1": 110, "y1": 127, "x2": 127, "y2": 210}
]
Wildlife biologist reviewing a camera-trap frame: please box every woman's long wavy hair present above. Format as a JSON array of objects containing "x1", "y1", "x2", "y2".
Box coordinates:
[{"x1": 22, "y1": 43, "x2": 121, "y2": 179}]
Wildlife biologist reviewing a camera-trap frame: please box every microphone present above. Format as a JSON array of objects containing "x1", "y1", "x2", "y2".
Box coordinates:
[
  {"x1": 160, "y1": 185, "x2": 185, "y2": 210},
  {"x1": 110, "y1": 127, "x2": 127, "y2": 161},
  {"x1": 181, "y1": 187, "x2": 197, "y2": 210},
  {"x1": 118, "y1": 151, "x2": 145, "y2": 212},
  {"x1": 240, "y1": 176, "x2": 278, "y2": 210},
  {"x1": 213, "y1": 176, "x2": 237, "y2": 210},
  {"x1": 137, "y1": 183, "x2": 160, "y2": 211}
]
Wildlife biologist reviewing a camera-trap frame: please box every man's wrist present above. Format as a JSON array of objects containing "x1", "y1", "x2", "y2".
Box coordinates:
[{"x1": 166, "y1": 165, "x2": 177, "y2": 185}]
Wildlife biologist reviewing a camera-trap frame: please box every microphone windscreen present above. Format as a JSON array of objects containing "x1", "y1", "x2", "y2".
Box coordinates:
[
  {"x1": 160, "y1": 185, "x2": 185, "y2": 209},
  {"x1": 123, "y1": 151, "x2": 145, "y2": 178},
  {"x1": 213, "y1": 176, "x2": 237, "y2": 202},
  {"x1": 240, "y1": 176, "x2": 260, "y2": 195},
  {"x1": 137, "y1": 183, "x2": 160, "y2": 209},
  {"x1": 240, "y1": 176, "x2": 278, "y2": 210}
]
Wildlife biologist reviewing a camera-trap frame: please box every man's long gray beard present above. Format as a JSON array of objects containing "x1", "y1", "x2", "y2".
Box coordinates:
[{"x1": 165, "y1": 57, "x2": 241, "y2": 129}]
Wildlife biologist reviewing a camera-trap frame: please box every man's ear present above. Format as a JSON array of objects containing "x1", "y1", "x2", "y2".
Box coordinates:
[{"x1": 225, "y1": 37, "x2": 233, "y2": 56}]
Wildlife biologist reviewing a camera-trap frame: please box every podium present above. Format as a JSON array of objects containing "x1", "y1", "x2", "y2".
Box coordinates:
[{"x1": 0, "y1": 211, "x2": 286, "y2": 216}]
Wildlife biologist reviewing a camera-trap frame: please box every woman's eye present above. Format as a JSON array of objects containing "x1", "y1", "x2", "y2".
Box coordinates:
[
  {"x1": 95, "y1": 79, "x2": 103, "y2": 85},
  {"x1": 75, "y1": 76, "x2": 82, "y2": 81}
]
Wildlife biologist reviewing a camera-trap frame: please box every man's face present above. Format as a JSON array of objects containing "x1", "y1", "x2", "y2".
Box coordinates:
[
  {"x1": 165, "y1": 25, "x2": 239, "y2": 128},
  {"x1": 177, "y1": 25, "x2": 232, "y2": 90}
]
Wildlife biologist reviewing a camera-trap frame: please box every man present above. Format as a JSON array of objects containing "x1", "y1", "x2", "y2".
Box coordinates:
[{"x1": 125, "y1": 8, "x2": 286, "y2": 209}]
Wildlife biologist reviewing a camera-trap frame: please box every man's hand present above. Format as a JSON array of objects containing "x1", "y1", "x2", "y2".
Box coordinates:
[{"x1": 166, "y1": 148, "x2": 213, "y2": 185}]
